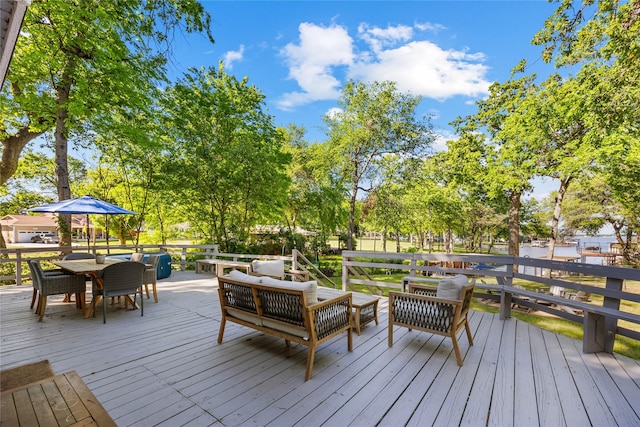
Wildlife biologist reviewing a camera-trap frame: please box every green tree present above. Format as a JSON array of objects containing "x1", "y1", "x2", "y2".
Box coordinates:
[
  {"x1": 324, "y1": 80, "x2": 435, "y2": 250},
  {"x1": 451, "y1": 72, "x2": 539, "y2": 256},
  {"x1": 534, "y1": 0, "x2": 640, "y2": 249},
  {"x1": 161, "y1": 65, "x2": 289, "y2": 251},
  {"x1": 281, "y1": 125, "x2": 346, "y2": 243},
  {"x1": 1, "y1": 0, "x2": 213, "y2": 247}
]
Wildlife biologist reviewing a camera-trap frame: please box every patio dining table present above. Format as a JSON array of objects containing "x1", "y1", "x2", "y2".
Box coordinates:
[{"x1": 53, "y1": 258, "x2": 131, "y2": 318}]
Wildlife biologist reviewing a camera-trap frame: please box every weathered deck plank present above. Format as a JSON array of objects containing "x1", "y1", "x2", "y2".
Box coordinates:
[{"x1": 1, "y1": 271, "x2": 639, "y2": 427}]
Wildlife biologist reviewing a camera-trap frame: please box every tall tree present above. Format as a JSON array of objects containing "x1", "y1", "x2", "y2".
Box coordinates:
[
  {"x1": 534, "y1": 0, "x2": 640, "y2": 246},
  {"x1": 161, "y1": 65, "x2": 289, "y2": 252},
  {"x1": 281, "y1": 125, "x2": 346, "y2": 239},
  {"x1": 451, "y1": 72, "x2": 539, "y2": 256},
  {"x1": 1, "y1": 0, "x2": 213, "y2": 247},
  {"x1": 324, "y1": 80, "x2": 435, "y2": 250}
]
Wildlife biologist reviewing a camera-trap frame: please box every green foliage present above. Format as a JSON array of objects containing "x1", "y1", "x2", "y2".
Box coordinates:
[
  {"x1": 160, "y1": 66, "x2": 289, "y2": 251},
  {"x1": 324, "y1": 80, "x2": 435, "y2": 250}
]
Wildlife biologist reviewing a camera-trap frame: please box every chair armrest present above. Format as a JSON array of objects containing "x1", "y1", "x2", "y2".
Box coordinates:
[{"x1": 308, "y1": 294, "x2": 352, "y2": 340}]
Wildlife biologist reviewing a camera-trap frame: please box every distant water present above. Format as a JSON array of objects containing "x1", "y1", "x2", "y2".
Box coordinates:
[{"x1": 496, "y1": 236, "x2": 619, "y2": 267}]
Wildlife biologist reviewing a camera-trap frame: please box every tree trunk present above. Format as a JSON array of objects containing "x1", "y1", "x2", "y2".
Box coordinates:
[
  {"x1": 395, "y1": 229, "x2": 401, "y2": 253},
  {"x1": 54, "y1": 63, "x2": 75, "y2": 247},
  {"x1": 508, "y1": 190, "x2": 521, "y2": 257},
  {"x1": 546, "y1": 176, "x2": 572, "y2": 262},
  {"x1": 347, "y1": 178, "x2": 358, "y2": 251}
]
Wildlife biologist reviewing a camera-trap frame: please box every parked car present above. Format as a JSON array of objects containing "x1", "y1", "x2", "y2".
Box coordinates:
[
  {"x1": 42, "y1": 233, "x2": 59, "y2": 244},
  {"x1": 31, "y1": 234, "x2": 58, "y2": 243}
]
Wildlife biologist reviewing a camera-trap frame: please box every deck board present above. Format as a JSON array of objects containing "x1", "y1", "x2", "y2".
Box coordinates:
[{"x1": 2, "y1": 271, "x2": 639, "y2": 427}]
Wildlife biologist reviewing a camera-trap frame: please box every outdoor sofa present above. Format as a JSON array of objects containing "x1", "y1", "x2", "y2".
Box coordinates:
[{"x1": 217, "y1": 270, "x2": 353, "y2": 380}]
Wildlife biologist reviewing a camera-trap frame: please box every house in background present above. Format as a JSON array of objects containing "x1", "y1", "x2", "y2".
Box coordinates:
[{"x1": 0, "y1": 214, "x2": 102, "y2": 243}]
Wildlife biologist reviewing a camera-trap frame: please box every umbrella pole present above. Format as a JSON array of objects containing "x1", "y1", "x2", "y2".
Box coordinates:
[{"x1": 86, "y1": 214, "x2": 91, "y2": 253}]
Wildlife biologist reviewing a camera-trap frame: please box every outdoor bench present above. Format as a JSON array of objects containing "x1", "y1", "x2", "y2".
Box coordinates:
[
  {"x1": 217, "y1": 271, "x2": 353, "y2": 380},
  {"x1": 505, "y1": 287, "x2": 640, "y2": 353}
]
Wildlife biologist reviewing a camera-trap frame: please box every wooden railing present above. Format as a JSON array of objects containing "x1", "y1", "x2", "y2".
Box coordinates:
[
  {"x1": 341, "y1": 250, "x2": 640, "y2": 355},
  {"x1": 0, "y1": 244, "x2": 221, "y2": 285},
  {"x1": 1, "y1": 244, "x2": 310, "y2": 285}
]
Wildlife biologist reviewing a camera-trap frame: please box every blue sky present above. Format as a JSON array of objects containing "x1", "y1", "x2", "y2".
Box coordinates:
[{"x1": 172, "y1": 1, "x2": 561, "y2": 197}]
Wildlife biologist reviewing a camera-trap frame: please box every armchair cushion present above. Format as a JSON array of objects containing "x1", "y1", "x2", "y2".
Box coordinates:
[
  {"x1": 436, "y1": 274, "x2": 469, "y2": 300},
  {"x1": 251, "y1": 259, "x2": 285, "y2": 279}
]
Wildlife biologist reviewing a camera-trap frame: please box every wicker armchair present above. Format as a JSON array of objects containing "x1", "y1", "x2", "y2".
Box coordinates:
[
  {"x1": 142, "y1": 255, "x2": 160, "y2": 302},
  {"x1": 28, "y1": 259, "x2": 87, "y2": 322},
  {"x1": 388, "y1": 279, "x2": 475, "y2": 366},
  {"x1": 91, "y1": 261, "x2": 146, "y2": 323}
]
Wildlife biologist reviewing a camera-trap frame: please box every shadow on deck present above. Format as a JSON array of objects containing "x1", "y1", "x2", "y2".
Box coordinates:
[{"x1": 1, "y1": 271, "x2": 639, "y2": 426}]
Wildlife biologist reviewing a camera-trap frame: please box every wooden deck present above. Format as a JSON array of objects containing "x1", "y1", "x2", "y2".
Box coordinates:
[{"x1": 1, "y1": 271, "x2": 639, "y2": 426}]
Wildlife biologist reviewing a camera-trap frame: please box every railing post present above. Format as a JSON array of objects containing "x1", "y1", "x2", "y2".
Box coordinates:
[
  {"x1": 181, "y1": 247, "x2": 187, "y2": 271},
  {"x1": 341, "y1": 254, "x2": 349, "y2": 292},
  {"x1": 292, "y1": 248, "x2": 299, "y2": 270},
  {"x1": 499, "y1": 263, "x2": 514, "y2": 320},
  {"x1": 15, "y1": 250, "x2": 23, "y2": 286},
  {"x1": 602, "y1": 277, "x2": 623, "y2": 353}
]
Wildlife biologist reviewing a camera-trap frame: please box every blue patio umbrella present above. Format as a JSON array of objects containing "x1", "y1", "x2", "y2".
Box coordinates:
[{"x1": 29, "y1": 196, "x2": 136, "y2": 250}]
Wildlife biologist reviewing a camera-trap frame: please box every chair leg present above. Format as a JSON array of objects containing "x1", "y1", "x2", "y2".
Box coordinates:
[
  {"x1": 152, "y1": 282, "x2": 158, "y2": 303},
  {"x1": 78, "y1": 292, "x2": 86, "y2": 316},
  {"x1": 305, "y1": 345, "x2": 316, "y2": 381},
  {"x1": 451, "y1": 334, "x2": 464, "y2": 366},
  {"x1": 103, "y1": 294, "x2": 107, "y2": 323},
  {"x1": 35, "y1": 295, "x2": 42, "y2": 315},
  {"x1": 145, "y1": 283, "x2": 150, "y2": 299},
  {"x1": 31, "y1": 289, "x2": 38, "y2": 310},
  {"x1": 464, "y1": 319, "x2": 474, "y2": 346},
  {"x1": 217, "y1": 317, "x2": 227, "y2": 343},
  {"x1": 38, "y1": 296, "x2": 47, "y2": 322}
]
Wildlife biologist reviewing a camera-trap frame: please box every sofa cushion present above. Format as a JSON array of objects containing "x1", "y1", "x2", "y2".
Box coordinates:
[
  {"x1": 263, "y1": 319, "x2": 309, "y2": 339},
  {"x1": 229, "y1": 269, "x2": 262, "y2": 284},
  {"x1": 436, "y1": 274, "x2": 468, "y2": 300},
  {"x1": 226, "y1": 308, "x2": 263, "y2": 326},
  {"x1": 260, "y1": 277, "x2": 318, "y2": 305},
  {"x1": 251, "y1": 259, "x2": 285, "y2": 279}
]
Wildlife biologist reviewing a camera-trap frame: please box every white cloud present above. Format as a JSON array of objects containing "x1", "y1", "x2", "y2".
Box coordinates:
[
  {"x1": 432, "y1": 129, "x2": 457, "y2": 153},
  {"x1": 415, "y1": 21, "x2": 447, "y2": 33},
  {"x1": 223, "y1": 45, "x2": 245, "y2": 69},
  {"x1": 349, "y1": 41, "x2": 490, "y2": 99},
  {"x1": 358, "y1": 23, "x2": 413, "y2": 53},
  {"x1": 277, "y1": 23, "x2": 354, "y2": 110},
  {"x1": 324, "y1": 107, "x2": 343, "y2": 120},
  {"x1": 277, "y1": 21, "x2": 491, "y2": 110}
]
